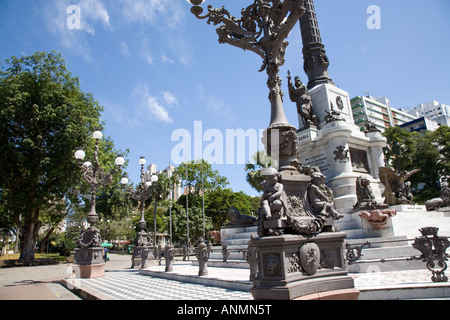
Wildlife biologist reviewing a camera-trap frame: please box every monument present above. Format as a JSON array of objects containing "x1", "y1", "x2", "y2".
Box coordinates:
[
  {"x1": 290, "y1": 1, "x2": 450, "y2": 247},
  {"x1": 187, "y1": 0, "x2": 358, "y2": 300},
  {"x1": 293, "y1": 0, "x2": 386, "y2": 213}
]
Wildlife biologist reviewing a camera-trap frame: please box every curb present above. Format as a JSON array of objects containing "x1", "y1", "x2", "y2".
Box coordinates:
[{"x1": 60, "y1": 278, "x2": 114, "y2": 300}]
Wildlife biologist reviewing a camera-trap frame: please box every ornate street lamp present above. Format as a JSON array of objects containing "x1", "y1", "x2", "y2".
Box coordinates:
[
  {"x1": 73, "y1": 129, "x2": 124, "y2": 278},
  {"x1": 186, "y1": 0, "x2": 304, "y2": 170},
  {"x1": 123, "y1": 156, "x2": 159, "y2": 268}
]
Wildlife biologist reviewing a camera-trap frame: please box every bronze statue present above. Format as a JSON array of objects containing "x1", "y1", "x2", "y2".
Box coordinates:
[
  {"x1": 260, "y1": 168, "x2": 287, "y2": 220},
  {"x1": 308, "y1": 172, "x2": 344, "y2": 220},
  {"x1": 356, "y1": 176, "x2": 376, "y2": 205},
  {"x1": 225, "y1": 207, "x2": 257, "y2": 227},
  {"x1": 426, "y1": 181, "x2": 450, "y2": 211},
  {"x1": 287, "y1": 71, "x2": 318, "y2": 128},
  {"x1": 379, "y1": 167, "x2": 420, "y2": 205}
]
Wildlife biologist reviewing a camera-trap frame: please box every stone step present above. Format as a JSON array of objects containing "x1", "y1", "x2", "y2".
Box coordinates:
[
  {"x1": 355, "y1": 245, "x2": 418, "y2": 260},
  {"x1": 192, "y1": 259, "x2": 250, "y2": 269},
  {"x1": 222, "y1": 232, "x2": 256, "y2": 242},
  {"x1": 222, "y1": 239, "x2": 253, "y2": 246},
  {"x1": 210, "y1": 251, "x2": 246, "y2": 261},
  {"x1": 335, "y1": 219, "x2": 362, "y2": 231},
  {"x1": 345, "y1": 236, "x2": 411, "y2": 248},
  {"x1": 347, "y1": 258, "x2": 425, "y2": 273},
  {"x1": 344, "y1": 238, "x2": 424, "y2": 273},
  {"x1": 210, "y1": 245, "x2": 248, "y2": 261},
  {"x1": 341, "y1": 229, "x2": 365, "y2": 239}
]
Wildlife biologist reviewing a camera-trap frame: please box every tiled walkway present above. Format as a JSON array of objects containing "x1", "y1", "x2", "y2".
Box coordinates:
[
  {"x1": 65, "y1": 269, "x2": 254, "y2": 300},
  {"x1": 64, "y1": 263, "x2": 450, "y2": 300}
]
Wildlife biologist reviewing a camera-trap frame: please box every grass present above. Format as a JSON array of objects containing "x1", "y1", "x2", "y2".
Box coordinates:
[{"x1": 0, "y1": 253, "x2": 68, "y2": 262}]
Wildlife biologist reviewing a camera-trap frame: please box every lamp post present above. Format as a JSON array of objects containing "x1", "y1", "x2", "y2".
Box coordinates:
[
  {"x1": 122, "y1": 156, "x2": 159, "y2": 268},
  {"x1": 73, "y1": 129, "x2": 124, "y2": 278},
  {"x1": 186, "y1": 0, "x2": 305, "y2": 170}
]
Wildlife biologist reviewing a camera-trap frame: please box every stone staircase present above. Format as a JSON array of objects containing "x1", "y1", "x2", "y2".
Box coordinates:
[{"x1": 335, "y1": 209, "x2": 426, "y2": 273}]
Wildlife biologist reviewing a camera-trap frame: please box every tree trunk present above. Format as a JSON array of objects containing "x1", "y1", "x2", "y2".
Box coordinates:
[
  {"x1": 18, "y1": 208, "x2": 40, "y2": 263},
  {"x1": 39, "y1": 227, "x2": 55, "y2": 253},
  {"x1": 19, "y1": 230, "x2": 37, "y2": 263}
]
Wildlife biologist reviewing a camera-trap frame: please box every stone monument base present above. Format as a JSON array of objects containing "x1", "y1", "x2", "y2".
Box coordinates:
[
  {"x1": 73, "y1": 247, "x2": 105, "y2": 278},
  {"x1": 250, "y1": 232, "x2": 358, "y2": 300},
  {"x1": 131, "y1": 246, "x2": 159, "y2": 268},
  {"x1": 72, "y1": 263, "x2": 105, "y2": 278},
  {"x1": 294, "y1": 288, "x2": 361, "y2": 300}
]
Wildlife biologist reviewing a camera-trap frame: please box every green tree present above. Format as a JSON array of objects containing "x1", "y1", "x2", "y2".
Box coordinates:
[
  {"x1": 382, "y1": 125, "x2": 450, "y2": 203},
  {"x1": 431, "y1": 126, "x2": 450, "y2": 182},
  {"x1": 205, "y1": 189, "x2": 259, "y2": 230},
  {"x1": 0, "y1": 51, "x2": 110, "y2": 262},
  {"x1": 37, "y1": 196, "x2": 70, "y2": 253},
  {"x1": 173, "y1": 160, "x2": 229, "y2": 197},
  {"x1": 383, "y1": 126, "x2": 418, "y2": 172},
  {"x1": 244, "y1": 150, "x2": 273, "y2": 192},
  {"x1": 408, "y1": 126, "x2": 450, "y2": 202},
  {"x1": 169, "y1": 206, "x2": 213, "y2": 246}
]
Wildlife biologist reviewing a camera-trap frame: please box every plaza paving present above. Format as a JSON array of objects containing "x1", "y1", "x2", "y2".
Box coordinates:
[{"x1": 1, "y1": 253, "x2": 450, "y2": 300}]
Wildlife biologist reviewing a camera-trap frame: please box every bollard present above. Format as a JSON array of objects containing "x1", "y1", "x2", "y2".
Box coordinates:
[
  {"x1": 164, "y1": 243, "x2": 175, "y2": 272},
  {"x1": 221, "y1": 243, "x2": 230, "y2": 262},
  {"x1": 196, "y1": 238, "x2": 211, "y2": 276},
  {"x1": 247, "y1": 243, "x2": 258, "y2": 281},
  {"x1": 141, "y1": 248, "x2": 149, "y2": 269}
]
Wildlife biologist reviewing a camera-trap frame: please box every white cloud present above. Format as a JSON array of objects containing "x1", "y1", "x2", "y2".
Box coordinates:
[
  {"x1": 162, "y1": 55, "x2": 175, "y2": 64},
  {"x1": 79, "y1": 0, "x2": 111, "y2": 35},
  {"x1": 145, "y1": 96, "x2": 173, "y2": 123},
  {"x1": 163, "y1": 92, "x2": 178, "y2": 106},
  {"x1": 118, "y1": 0, "x2": 184, "y2": 29},
  {"x1": 360, "y1": 45, "x2": 370, "y2": 54},
  {"x1": 141, "y1": 51, "x2": 154, "y2": 65},
  {"x1": 133, "y1": 84, "x2": 174, "y2": 124},
  {"x1": 44, "y1": 0, "x2": 110, "y2": 60},
  {"x1": 197, "y1": 85, "x2": 234, "y2": 121},
  {"x1": 138, "y1": 37, "x2": 154, "y2": 65},
  {"x1": 119, "y1": 42, "x2": 130, "y2": 57}
]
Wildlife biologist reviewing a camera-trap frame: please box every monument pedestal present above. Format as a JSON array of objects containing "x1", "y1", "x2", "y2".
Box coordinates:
[
  {"x1": 250, "y1": 232, "x2": 358, "y2": 300},
  {"x1": 131, "y1": 246, "x2": 158, "y2": 269},
  {"x1": 296, "y1": 83, "x2": 386, "y2": 212},
  {"x1": 73, "y1": 247, "x2": 105, "y2": 278}
]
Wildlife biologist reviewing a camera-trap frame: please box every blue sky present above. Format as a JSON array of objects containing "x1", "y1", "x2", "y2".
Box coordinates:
[{"x1": 1, "y1": 0, "x2": 450, "y2": 197}]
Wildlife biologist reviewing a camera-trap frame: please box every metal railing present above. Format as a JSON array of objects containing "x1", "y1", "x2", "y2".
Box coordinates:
[{"x1": 344, "y1": 227, "x2": 450, "y2": 283}]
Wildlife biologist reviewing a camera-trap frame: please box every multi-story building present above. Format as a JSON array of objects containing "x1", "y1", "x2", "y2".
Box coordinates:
[
  {"x1": 407, "y1": 101, "x2": 450, "y2": 127},
  {"x1": 400, "y1": 117, "x2": 440, "y2": 133},
  {"x1": 147, "y1": 163, "x2": 181, "y2": 202},
  {"x1": 351, "y1": 95, "x2": 417, "y2": 132}
]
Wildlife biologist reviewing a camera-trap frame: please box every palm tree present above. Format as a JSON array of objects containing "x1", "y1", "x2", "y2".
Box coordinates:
[
  {"x1": 244, "y1": 150, "x2": 273, "y2": 193},
  {"x1": 382, "y1": 126, "x2": 417, "y2": 172}
]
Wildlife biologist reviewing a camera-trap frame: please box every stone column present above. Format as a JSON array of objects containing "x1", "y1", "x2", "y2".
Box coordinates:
[
  {"x1": 367, "y1": 131, "x2": 387, "y2": 178},
  {"x1": 299, "y1": 0, "x2": 333, "y2": 88}
]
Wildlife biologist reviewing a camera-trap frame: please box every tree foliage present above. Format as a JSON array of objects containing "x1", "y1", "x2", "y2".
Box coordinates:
[
  {"x1": 173, "y1": 159, "x2": 229, "y2": 196},
  {"x1": 244, "y1": 150, "x2": 273, "y2": 192},
  {"x1": 0, "y1": 51, "x2": 122, "y2": 262},
  {"x1": 382, "y1": 125, "x2": 450, "y2": 202},
  {"x1": 383, "y1": 126, "x2": 418, "y2": 172}
]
